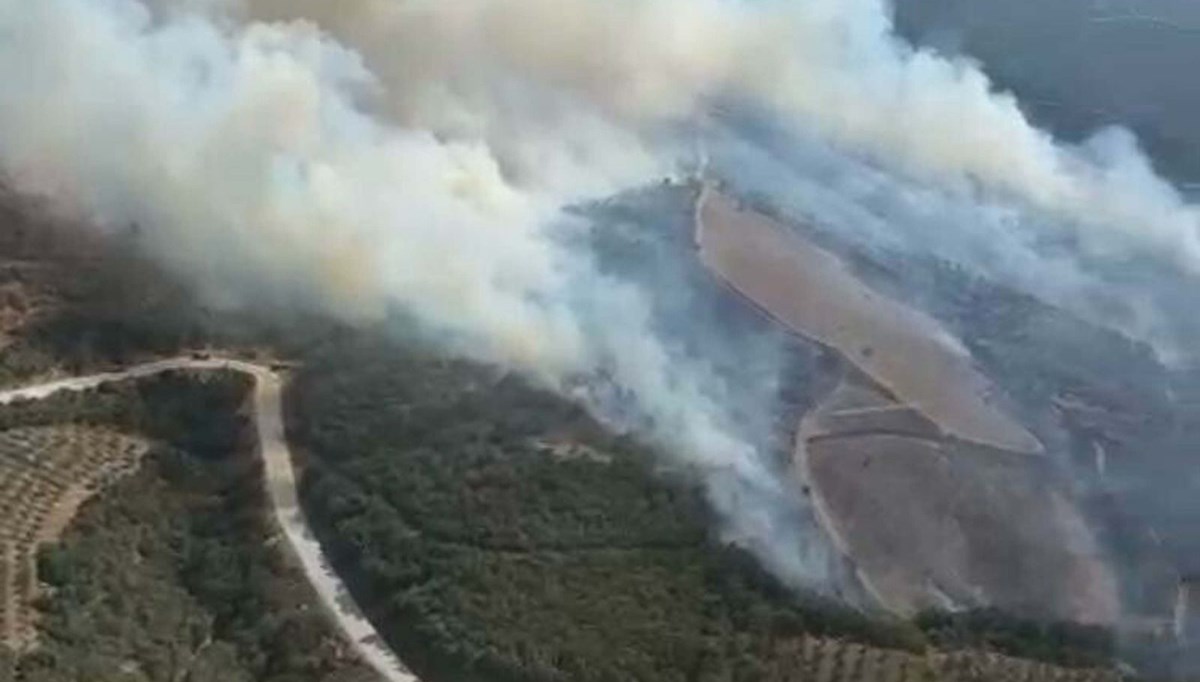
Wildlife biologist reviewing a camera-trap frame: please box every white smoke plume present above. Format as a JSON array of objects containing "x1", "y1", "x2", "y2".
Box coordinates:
[{"x1": 0, "y1": 0, "x2": 1196, "y2": 588}]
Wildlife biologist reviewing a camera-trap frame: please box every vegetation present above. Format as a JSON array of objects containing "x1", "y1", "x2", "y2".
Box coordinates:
[
  {"x1": 287, "y1": 333, "x2": 1129, "y2": 682},
  {"x1": 287, "y1": 337, "x2": 940, "y2": 682},
  {"x1": 0, "y1": 192, "x2": 332, "y2": 387},
  {"x1": 16, "y1": 446, "x2": 375, "y2": 682},
  {"x1": 0, "y1": 184, "x2": 1134, "y2": 680},
  {"x1": 0, "y1": 371, "x2": 376, "y2": 682},
  {"x1": 0, "y1": 371, "x2": 253, "y2": 457},
  {"x1": 0, "y1": 427, "x2": 147, "y2": 650},
  {"x1": 0, "y1": 199, "x2": 195, "y2": 385},
  {"x1": 915, "y1": 608, "x2": 1115, "y2": 669}
]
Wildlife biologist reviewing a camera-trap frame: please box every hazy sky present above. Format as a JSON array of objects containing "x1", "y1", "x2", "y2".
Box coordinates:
[{"x1": 894, "y1": 0, "x2": 1200, "y2": 185}]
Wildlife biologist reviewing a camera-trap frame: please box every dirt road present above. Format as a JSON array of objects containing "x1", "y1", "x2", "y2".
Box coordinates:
[{"x1": 0, "y1": 358, "x2": 418, "y2": 682}]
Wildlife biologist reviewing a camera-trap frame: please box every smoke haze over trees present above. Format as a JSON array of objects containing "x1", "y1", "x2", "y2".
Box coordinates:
[{"x1": 1, "y1": 0, "x2": 1199, "y2": 597}]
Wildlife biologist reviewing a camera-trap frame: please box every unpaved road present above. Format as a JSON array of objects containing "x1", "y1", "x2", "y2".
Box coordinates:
[{"x1": 0, "y1": 358, "x2": 417, "y2": 682}]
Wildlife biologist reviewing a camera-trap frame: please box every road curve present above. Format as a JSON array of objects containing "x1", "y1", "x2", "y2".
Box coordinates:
[{"x1": 0, "y1": 358, "x2": 418, "y2": 682}]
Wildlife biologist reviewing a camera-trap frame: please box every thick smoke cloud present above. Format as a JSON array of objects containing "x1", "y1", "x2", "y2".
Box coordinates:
[
  {"x1": 0, "y1": 0, "x2": 1196, "y2": 589},
  {"x1": 237, "y1": 0, "x2": 1200, "y2": 273}
]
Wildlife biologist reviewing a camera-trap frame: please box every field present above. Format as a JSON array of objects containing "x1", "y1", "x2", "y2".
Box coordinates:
[
  {"x1": 0, "y1": 372, "x2": 378, "y2": 681},
  {"x1": 772, "y1": 637, "x2": 1122, "y2": 682},
  {"x1": 693, "y1": 186, "x2": 1127, "y2": 632},
  {"x1": 695, "y1": 186, "x2": 1039, "y2": 454},
  {"x1": 0, "y1": 426, "x2": 147, "y2": 650},
  {"x1": 798, "y1": 373, "x2": 1119, "y2": 627}
]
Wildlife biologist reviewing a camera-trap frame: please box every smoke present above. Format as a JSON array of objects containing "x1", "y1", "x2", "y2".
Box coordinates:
[{"x1": 0, "y1": 0, "x2": 1197, "y2": 591}]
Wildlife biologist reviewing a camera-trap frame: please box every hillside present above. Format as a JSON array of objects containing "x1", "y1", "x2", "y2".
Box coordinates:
[
  {"x1": 7, "y1": 0, "x2": 1200, "y2": 676},
  {"x1": 0, "y1": 371, "x2": 379, "y2": 682},
  {"x1": 283, "y1": 335, "x2": 1122, "y2": 681},
  {"x1": 0, "y1": 182, "x2": 1165, "y2": 678}
]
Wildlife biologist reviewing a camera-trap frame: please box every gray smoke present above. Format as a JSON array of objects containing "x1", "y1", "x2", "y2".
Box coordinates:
[{"x1": 0, "y1": 0, "x2": 1196, "y2": 591}]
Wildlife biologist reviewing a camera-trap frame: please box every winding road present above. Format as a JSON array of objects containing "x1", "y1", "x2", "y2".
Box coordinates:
[{"x1": 0, "y1": 357, "x2": 417, "y2": 682}]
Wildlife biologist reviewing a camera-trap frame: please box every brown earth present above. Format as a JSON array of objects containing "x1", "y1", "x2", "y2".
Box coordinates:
[
  {"x1": 696, "y1": 185, "x2": 1040, "y2": 454},
  {"x1": 694, "y1": 185, "x2": 1118, "y2": 623},
  {"x1": 798, "y1": 375, "x2": 1120, "y2": 624}
]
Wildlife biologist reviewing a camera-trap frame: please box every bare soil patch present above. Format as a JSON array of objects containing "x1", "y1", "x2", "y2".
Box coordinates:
[
  {"x1": 696, "y1": 187, "x2": 1040, "y2": 454},
  {"x1": 797, "y1": 379, "x2": 1118, "y2": 624}
]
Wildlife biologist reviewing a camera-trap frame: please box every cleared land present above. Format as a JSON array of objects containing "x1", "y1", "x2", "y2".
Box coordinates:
[
  {"x1": 695, "y1": 185, "x2": 1040, "y2": 454},
  {"x1": 797, "y1": 376, "x2": 1120, "y2": 625},
  {"x1": 806, "y1": 404, "x2": 940, "y2": 440},
  {"x1": 284, "y1": 340, "x2": 1121, "y2": 681},
  {"x1": 775, "y1": 635, "x2": 1121, "y2": 682},
  {"x1": 694, "y1": 184, "x2": 1118, "y2": 623}
]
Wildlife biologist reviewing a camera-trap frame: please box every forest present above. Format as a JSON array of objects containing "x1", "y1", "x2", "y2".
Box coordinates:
[
  {"x1": 0, "y1": 187, "x2": 1126, "y2": 679},
  {"x1": 286, "y1": 335, "x2": 1118, "y2": 681},
  {"x1": 0, "y1": 372, "x2": 376, "y2": 682}
]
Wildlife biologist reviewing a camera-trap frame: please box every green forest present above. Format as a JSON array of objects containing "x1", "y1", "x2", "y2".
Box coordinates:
[
  {"x1": 0, "y1": 372, "x2": 376, "y2": 682},
  {"x1": 0, "y1": 199, "x2": 1125, "y2": 679},
  {"x1": 286, "y1": 336, "x2": 1117, "y2": 681}
]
